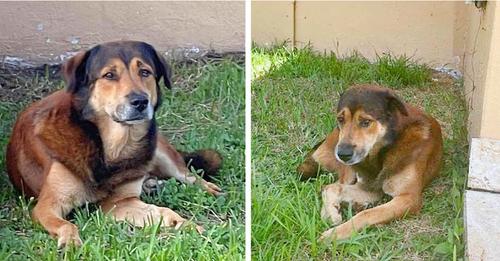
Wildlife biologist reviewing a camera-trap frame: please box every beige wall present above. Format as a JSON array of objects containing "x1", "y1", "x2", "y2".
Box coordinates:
[
  {"x1": 461, "y1": 3, "x2": 495, "y2": 139},
  {"x1": 252, "y1": 0, "x2": 500, "y2": 140},
  {"x1": 0, "y1": 1, "x2": 244, "y2": 63},
  {"x1": 295, "y1": 1, "x2": 462, "y2": 68},
  {"x1": 253, "y1": 1, "x2": 464, "y2": 68},
  {"x1": 462, "y1": 2, "x2": 500, "y2": 140},
  {"x1": 252, "y1": 1, "x2": 294, "y2": 46}
]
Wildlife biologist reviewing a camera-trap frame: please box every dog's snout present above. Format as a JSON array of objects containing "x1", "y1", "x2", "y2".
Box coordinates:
[
  {"x1": 336, "y1": 144, "x2": 355, "y2": 162},
  {"x1": 128, "y1": 92, "x2": 149, "y2": 112}
]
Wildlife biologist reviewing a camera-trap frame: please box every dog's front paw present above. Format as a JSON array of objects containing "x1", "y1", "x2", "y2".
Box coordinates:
[
  {"x1": 158, "y1": 208, "x2": 205, "y2": 234},
  {"x1": 57, "y1": 224, "x2": 82, "y2": 248},
  {"x1": 319, "y1": 222, "x2": 354, "y2": 243},
  {"x1": 142, "y1": 177, "x2": 164, "y2": 195},
  {"x1": 321, "y1": 206, "x2": 343, "y2": 226},
  {"x1": 319, "y1": 227, "x2": 336, "y2": 243}
]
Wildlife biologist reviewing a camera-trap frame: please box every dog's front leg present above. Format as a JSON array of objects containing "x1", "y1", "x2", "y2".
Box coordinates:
[
  {"x1": 319, "y1": 193, "x2": 419, "y2": 242},
  {"x1": 101, "y1": 177, "x2": 204, "y2": 233},
  {"x1": 32, "y1": 162, "x2": 87, "y2": 248},
  {"x1": 150, "y1": 135, "x2": 222, "y2": 196},
  {"x1": 321, "y1": 182, "x2": 382, "y2": 226},
  {"x1": 320, "y1": 183, "x2": 343, "y2": 225}
]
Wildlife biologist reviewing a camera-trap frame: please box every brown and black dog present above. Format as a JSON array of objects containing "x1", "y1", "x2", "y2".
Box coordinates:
[
  {"x1": 6, "y1": 41, "x2": 223, "y2": 247},
  {"x1": 297, "y1": 84, "x2": 443, "y2": 242}
]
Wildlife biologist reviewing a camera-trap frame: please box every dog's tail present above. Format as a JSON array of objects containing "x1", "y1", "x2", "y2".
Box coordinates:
[{"x1": 180, "y1": 149, "x2": 223, "y2": 181}]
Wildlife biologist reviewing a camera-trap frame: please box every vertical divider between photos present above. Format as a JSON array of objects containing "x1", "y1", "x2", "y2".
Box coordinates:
[{"x1": 245, "y1": 0, "x2": 252, "y2": 260}]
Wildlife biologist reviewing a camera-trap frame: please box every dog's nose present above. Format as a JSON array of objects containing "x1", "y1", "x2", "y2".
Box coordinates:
[
  {"x1": 128, "y1": 92, "x2": 149, "y2": 112},
  {"x1": 336, "y1": 144, "x2": 354, "y2": 162}
]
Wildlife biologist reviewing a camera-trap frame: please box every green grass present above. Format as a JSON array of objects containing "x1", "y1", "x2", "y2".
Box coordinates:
[
  {"x1": 0, "y1": 58, "x2": 244, "y2": 260},
  {"x1": 251, "y1": 45, "x2": 468, "y2": 260}
]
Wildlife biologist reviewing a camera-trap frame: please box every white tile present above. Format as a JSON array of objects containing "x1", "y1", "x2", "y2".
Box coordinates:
[
  {"x1": 465, "y1": 190, "x2": 500, "y2": 260},
  {"x1": 468, "y1": 138, "x2": 500, "y2": 193}
]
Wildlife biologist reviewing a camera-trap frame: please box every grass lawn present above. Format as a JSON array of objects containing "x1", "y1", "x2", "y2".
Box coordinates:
[
  {"x1": 0, "y1": 57, "x2": 245, "y2": 260},
  {"x1": 251, "y1": 46, "x2": 468, "y2": 260}
]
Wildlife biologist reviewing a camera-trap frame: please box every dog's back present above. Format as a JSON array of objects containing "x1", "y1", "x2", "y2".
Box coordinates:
[
  {"x1": 402, "y1": 105, "x2": 443, "y2": 187},
  {"x1": 6, "y1": 91, "x2": 91, "y2": 197}
]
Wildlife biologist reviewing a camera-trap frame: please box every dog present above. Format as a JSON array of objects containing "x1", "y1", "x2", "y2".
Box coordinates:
[
  {"x1": 6, "y1": 41, "x2": 223, "y2": 248},
  {"x1": 297, "y1": 84, "x2": 443, "y2": 242}
]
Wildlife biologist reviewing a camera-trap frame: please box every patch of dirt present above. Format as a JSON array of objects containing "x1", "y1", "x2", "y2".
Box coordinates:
[
  {"x1": 391, "y1": 215, "x2": 443, "y2": 238},
  {"x1": 389, "y1": 215, "x2": 443, "y2": 260},
  {"x1": 0, "y1": 62, "x2": 62, "y2": 103},
  {"x1": 0, "y1": 51, "x2": 244, "y2": 104},
  {"x1": 429, "y1": 182, "x2": 448, "y2": 196},
  {"x1": 430, "y1": 70, "x2": 458, "y2": 88}
]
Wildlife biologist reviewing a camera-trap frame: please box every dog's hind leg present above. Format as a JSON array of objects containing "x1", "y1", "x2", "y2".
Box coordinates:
[
  {"x1": 297, "y1": 139, "x2": 324, "y2": 180},
  {"x1": 100, "y1": 177, "x2": 203, "y2": 233},
  {"x1": 149, "y1": 135, "x2": 222, "y2": 196}
]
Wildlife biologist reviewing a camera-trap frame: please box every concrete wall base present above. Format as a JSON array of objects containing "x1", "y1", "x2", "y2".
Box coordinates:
[{"x1": 465, "y1": 137, "x2": 500, "y2": 260}]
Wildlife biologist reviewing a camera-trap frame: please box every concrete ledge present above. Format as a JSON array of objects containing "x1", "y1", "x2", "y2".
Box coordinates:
[
  {"x1": 465, "y1": 190, "x2": 500, "y2": 260},
  {"x1": 468, "y1": 138, "x2": 500, "y2": 192}
]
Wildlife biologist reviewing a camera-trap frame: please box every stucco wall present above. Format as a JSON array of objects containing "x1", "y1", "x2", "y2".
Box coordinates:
[
  {"x1": 462, "y1": 2, "x2": 500, "y2": 140},
  {"x1": 252, "y1": 1, "x2": 294, "y2": 46},
  {"x1": 461, "y1": 3, "x2": 495, "y2": 139},
  {"x1": 0, "y1": 1, "x2": 244, "y2": 63},
  {"x1": 295, "y1": 1, "x2": 462, "y2": 68},
  {"x1": 253, "y1": 1, "x2": 464, "y2": 69}
]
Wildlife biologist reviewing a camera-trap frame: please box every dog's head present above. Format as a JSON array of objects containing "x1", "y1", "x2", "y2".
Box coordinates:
[
  {"x1": 334, "y1": 85, "x2": 408, "y2": 165},
  {"x1": 62, "y1": 41, "x2": 171, "y2": 124}
]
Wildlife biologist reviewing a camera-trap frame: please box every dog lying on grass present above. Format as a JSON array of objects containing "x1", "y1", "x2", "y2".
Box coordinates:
[
  {"x1": 6, "y1": 41, "x2": 223, "y2": 247},
  {"x1": 298, "y1": 84, "x2": 443, "y2": 242}
]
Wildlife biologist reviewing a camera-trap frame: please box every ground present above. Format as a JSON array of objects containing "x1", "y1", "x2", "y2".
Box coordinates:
[
  {"x1": 251, "y1": 46, "x2": 468, "y2": 260},
  {"x1": 0, "y1": 56, "x2": 245, "y2": 260}
]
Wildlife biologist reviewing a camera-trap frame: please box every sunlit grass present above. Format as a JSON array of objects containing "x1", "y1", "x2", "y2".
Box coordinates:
[{"x1": 0, "y1": 58, "x2": 245, "y2": 260}]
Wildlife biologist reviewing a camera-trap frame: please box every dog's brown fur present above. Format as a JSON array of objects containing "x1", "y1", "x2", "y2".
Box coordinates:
[
  {"x1": 6, "y1": 41, "x2": 222, "y2": 248},
  {"x1": 297, "y1": 84, "x2": 443, "y2": 242}
]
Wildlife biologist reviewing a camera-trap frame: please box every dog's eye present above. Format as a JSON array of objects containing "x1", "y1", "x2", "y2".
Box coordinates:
[
  {"x1": 140, "y1": 69, "x2": 152, "y2": 78},
  {"x1": 359, "y1": 119, "x2": 371, "y2": 128},
  {"x1": 103, "y1": 72, "x2": 115, "y2": 80},
  {"x1": 337, "y1": 117, "x2": 344, "y2": 125}
]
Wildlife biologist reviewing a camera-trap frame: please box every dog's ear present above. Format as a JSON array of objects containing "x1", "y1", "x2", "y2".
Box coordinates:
[
  {"x1": 62, "y1": 51, "x2": 90, "y2": 93},
  {"x1": 152, "y1": 50, "x2": 172, "y2": 89},
  {"x1": 385, "y1": 91, "x2": 408, "y2": 116}
]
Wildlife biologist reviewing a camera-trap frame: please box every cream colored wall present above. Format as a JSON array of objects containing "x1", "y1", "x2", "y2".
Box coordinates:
[
  {"x1": 252, "y1": 1, "x2": 294, "y2": 46},
  {"x1": 461, "y1": 3, "x2": 495, "y2": 139},
  {"x1": 253, "y1": 1, "x2": 463, "y2": 68},
  {"x1": 462, "y1": 2, "x2": 500, "y2": 140},
  {"x1": 0, "y1": 1, "x2": 244, "y2": 63},
  {"x1": 295, "y1": 1, "x2": 461, "y2": 68}
]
